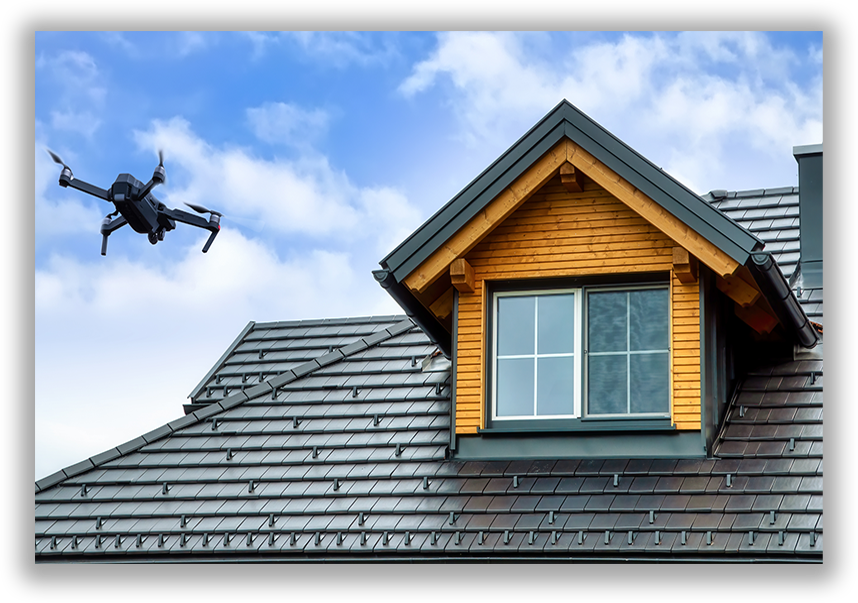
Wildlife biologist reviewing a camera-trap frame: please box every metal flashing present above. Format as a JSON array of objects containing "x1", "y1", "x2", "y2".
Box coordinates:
[{"x1": 188, "y1": 321, "x2": 255, "y2": 402}]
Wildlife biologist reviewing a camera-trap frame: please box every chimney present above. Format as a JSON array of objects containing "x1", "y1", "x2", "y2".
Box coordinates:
[{"x1": 793, "y1": 144, "x2": 823, "y2": 289}]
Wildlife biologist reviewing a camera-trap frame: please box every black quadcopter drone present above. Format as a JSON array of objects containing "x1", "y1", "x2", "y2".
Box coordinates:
[{"x1": 47, "y1": 149, "x2": 222, "y2": 256}]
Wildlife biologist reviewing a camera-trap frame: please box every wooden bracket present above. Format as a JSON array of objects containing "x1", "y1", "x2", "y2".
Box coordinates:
[
  {"x1": 450, "y1": 258, "x2": 475, "y2": 294},
  {"x1": 672, "y1": 247, "x2": 698, "y2": 284},
  {"x1": 717, "y1": 273, "x2": 761, "y2": 307},
  {"x1": 559, "y1": 162, "x2": 583, "y2": 193},
  {"x1": 734, "y1": 301, "x2": 778, "y2": 334},
  {"x1": 429, "y1": 287, "x2": 455, "y2": 320}
]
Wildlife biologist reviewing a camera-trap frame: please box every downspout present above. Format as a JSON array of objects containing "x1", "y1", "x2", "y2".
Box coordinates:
[{"x1": 747, "y1": 253, "x2": 819, "y2": 349}]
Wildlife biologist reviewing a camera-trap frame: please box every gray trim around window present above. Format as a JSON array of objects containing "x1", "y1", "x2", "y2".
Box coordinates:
[{"x1": 487, "y1": 277, "x2": 671, "y2": 431}]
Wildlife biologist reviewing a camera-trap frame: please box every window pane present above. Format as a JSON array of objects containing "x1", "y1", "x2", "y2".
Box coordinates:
[
  {"x1": 496, "y1": 357, "x2": 534, "y2": 417},
  {"x1": 497, "y1": 296, "x2": 535, "y2": 356},
  {"x1": 537, "y1": 293, "x2": 575, "y2": 354},
  {"x1": 536, "y1": 356, "x2": 575, "y2": 416},
  {"x1": 630, "y1": 353, "x2": 670, "y2": 414},
  {"x1": 588, "y1": 291, "x2": 627, "y2": 353},
  {"x1": 629, "y1": 289, "x2": 669, "y2": 351},
  {"x1": 588, "y1": 354, "x2": 627, "y2": 414}
]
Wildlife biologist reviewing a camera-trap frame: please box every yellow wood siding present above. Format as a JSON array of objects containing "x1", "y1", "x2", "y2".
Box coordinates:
[{"x1": 454, "y1": 176, "x2": 701, "y2": 433}]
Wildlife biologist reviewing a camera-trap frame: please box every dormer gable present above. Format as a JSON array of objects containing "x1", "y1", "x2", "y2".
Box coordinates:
[{"x1": 375, "y1": 100, "x2": 817, "y2": 458}]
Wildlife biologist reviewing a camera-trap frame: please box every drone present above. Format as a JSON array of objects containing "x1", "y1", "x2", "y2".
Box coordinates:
[{"x1": 47, "y1": 149, "x2": 222, "y2": 256}]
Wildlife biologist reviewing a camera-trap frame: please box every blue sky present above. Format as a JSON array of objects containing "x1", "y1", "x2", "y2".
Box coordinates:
[{"x1": 34, "y1": 31, "x2": 823, "y2": 480}]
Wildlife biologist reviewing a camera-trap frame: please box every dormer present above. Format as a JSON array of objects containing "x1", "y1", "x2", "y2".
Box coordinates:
[{"x1": 374, "y1": 100, "x2": 818, "y2": 460}]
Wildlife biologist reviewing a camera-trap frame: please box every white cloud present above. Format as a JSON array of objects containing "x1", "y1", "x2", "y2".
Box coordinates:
[
  {"x1": 174, "y1": 32, "x2": 210, "y2": 57},
  {"x1": 37, "y1": 50, "x2": 106, "y2": 105},
  {"x1": 49, "y1": 109, "x2": 101, "y2": 138},
  {"x1": 400, "y1": 31, "x2": 822, "y2": 193},
  {"x1": 241, "y1": 32, "x2": 395, "y2": 66},
  {"x1": 289, "y1": 31, "x2": 395, "y2": 67},
  {"x1": 131, "y1": 117, "x2": 422, "y2": 243},
  {"x1": 246, "y1": 101, "x2": 330, "y2": 146}
]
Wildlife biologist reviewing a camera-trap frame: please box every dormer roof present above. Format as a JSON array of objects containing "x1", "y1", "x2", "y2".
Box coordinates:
[{"x1": 373, "y1": 100, "x2": 821, "y2": 355}]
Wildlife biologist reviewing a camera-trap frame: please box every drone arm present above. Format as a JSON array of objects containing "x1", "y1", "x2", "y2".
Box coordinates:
[
  {"x1": 162, "y1": 207, "x2": 211, "y2": 229},
  {"x1": 161, "y1": 207, "x2": 221, "y2": 253},
  {"x1": 137, "y1": 178, "x2": 160, "y2": 200},
  {"x1": 62, "y1": 175, "x2": 110, "y2": 201}
]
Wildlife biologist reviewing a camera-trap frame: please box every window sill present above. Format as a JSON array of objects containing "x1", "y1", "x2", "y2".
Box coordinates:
[{"x1": 479, "y1": 417, "x2": 675, "y2": 434}]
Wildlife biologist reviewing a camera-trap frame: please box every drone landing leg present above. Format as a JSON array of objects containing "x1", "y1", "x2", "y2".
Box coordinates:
[
  {"x1": 202, "y1": 228, "x2": 219, "y2": 253},
  {"x1": 99, "y1": 215, "x2": 128, "y2": 256}
]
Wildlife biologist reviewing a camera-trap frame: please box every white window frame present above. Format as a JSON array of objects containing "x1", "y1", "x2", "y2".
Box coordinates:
[
  {"x1": 491, "y1": 288, "x2": 583, "y2": 421},
  {"x1": 490, "y1": 284, "x2": 670, "y2": 423}
]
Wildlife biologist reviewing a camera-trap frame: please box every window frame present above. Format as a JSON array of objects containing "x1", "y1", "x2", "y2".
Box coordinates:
[
  {"x1": 490, "y1": 287, "x2": 584, "y2": 422},
  {"x1": 485, "y1": 275, "x2": 672, "y2": 431}
]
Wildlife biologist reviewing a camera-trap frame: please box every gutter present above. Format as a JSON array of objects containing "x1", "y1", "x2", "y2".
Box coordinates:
[
  {"x1": 747, "y1": 253, "x2": 819, "y2": 349},
  {"x1": 373, "y1": 269, "x2": 452, "y2": 357}
]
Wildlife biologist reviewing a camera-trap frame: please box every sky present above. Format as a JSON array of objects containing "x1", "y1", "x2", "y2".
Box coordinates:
[{"x1": 33, "y1": 31, "x2": 824, "y2": 482}]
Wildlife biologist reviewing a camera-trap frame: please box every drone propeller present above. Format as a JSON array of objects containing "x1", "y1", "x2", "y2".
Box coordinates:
[
  {"x1": 46, "y1": 148, "x2": 68, "y2": 168},
  {"x1": 158, "y1": 149, "x2": 164, "y2": 167},
  {"x1": 185, "y1": 202, "x2": 223, "y2": 217}
]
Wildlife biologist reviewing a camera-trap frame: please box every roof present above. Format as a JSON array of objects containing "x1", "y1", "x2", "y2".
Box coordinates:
[
  {"x1": 704, "y1": 187, "x2": 801, "y2": 281},
  {"x1": 35, "y1": 244, "x2": 823, "y2": 561}
]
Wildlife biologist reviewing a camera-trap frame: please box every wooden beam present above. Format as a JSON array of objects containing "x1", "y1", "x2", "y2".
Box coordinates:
[
  {"x1": 428, "y1": 287, "x2": 455, "y2": 321},
  {"x1": 672, "y1": 246, "x2": 698, "y2": 284},
  {"x1": 564, "y1": 139, "x2": 741, "y2": 278},
  {"x1": 716, "y1": 274, "x2": 760, "y2": 308},
  {"x1": 734, "y1": 301, "x2": 778, "y2": 334},
  {"x1": 450, "y1": 258, "x2": 475, "y2": 294},
  {"x1": 403, "y1": 141, "x2": 567, "y2": 294},
  {"x1": 559, "y1": 162, "x2": 583, "y2": 193}
]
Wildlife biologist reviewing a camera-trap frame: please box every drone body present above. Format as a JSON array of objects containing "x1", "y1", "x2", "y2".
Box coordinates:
[{"x1": 48, "y1": 150, "x2": 222, "y2": 255}]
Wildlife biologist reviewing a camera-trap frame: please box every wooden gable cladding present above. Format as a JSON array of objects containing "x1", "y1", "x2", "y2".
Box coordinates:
[
  {"x1": 454, "y1": 174, "x2": 702, "y2": 434},
  {"x1": 403, "y1": 138, "x2": 741, "y2": 302}
]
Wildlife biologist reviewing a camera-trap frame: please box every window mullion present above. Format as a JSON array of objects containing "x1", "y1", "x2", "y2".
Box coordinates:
[
  {"x1": 626, "y1": 291, "x2": 631, "y2": 414},
  {"x1": 533, "y1": 296, "x2": 539, "y2": 417}
]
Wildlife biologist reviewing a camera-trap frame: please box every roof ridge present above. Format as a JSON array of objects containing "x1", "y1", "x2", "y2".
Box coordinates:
[
  {"x1": 704, "y1": 186, "x2": 798, "y2": 201},
  {"x1": 34, "y1": 318, "x2": 417, "y2": 494},
  {"x1": 253, "y1": 314, "x2": 407, "y2": 329}
]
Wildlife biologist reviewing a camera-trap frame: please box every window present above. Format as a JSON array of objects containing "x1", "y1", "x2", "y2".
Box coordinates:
[{"x1": 490, "y1": 283, "x2": 669, "y2": 424}]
